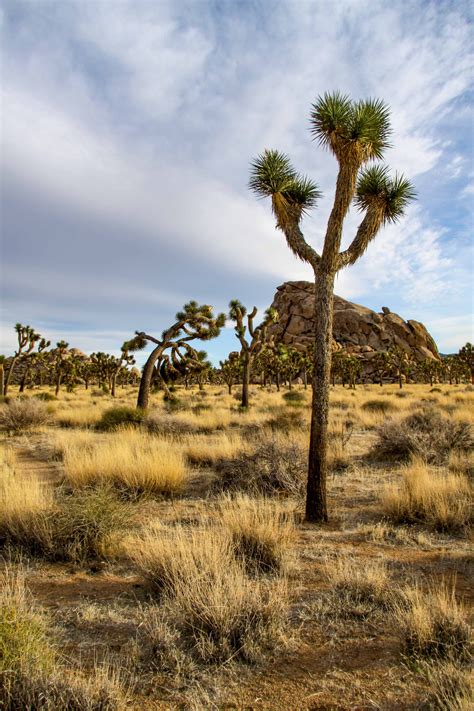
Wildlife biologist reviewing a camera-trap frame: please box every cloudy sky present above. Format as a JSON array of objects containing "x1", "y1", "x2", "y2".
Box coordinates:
[{"x1": 1, "y1": 0, "x2": 473, "y2": 363}]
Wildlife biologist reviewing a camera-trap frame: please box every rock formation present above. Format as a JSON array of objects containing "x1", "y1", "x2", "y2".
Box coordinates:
[{"x1": 267, "y1": 281, "x2": 439, "y2": 376}]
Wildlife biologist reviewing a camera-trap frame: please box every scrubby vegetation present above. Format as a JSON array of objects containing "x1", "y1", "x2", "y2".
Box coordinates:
[{"x1": 0, "y1": 376, "x2": 472, "y2": 707}]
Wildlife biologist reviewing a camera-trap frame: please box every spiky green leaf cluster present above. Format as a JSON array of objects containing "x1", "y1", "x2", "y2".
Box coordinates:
[
  {"x1": 310, "y1": 92, "x2": 392, "y2": 161},
  {"x1": 355, "y1": 165, "x2": 416, "y2": 223},
  {"x1": 249, "y1": 149, "x2": 321, "y2": 219}
]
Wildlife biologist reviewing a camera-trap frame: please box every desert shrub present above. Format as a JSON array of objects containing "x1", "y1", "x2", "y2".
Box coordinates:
[
  {"x1": 395, "y1": 584, "x2": 471, "y2": 666},
  {"x1": 449, "y1": 450, "x2": 474, "y2": 480},
  {"x1": 34, "y1": 392, "x2": 57, "y2": 402},
  {"x1": 51, "y1": 486, "x2": 131, "y2": 563},
  {"x1": 96, "y1": 406, "x2": 144, "y2": 432},
  {"x1": 0, "y1": 469, "x2": 129, "y2": 562},
  {"x1": 267, "y1": 407, "x2": 305, "y2": 431},
  {"x1": 430, "y1": 387, "x2": 442, "y2": 393},
  {"x1": 362, "y1": 398, "x2": 396, "y2": 413},
  {"x1": 330, "y1": 400, "x2": 350, "y2": 410},
  {"x1": 184, "y1": 433, "x2": 245, "y2": 466},
  {"x1": 0, "y1": 570, "x2": 122, "y2": 710},
  {"x1": 282, "y1": 390, "x2": 305, "y2": 407},
  {"x1": 129, "y1": 525, "x2": 288, "y2": 665},
  {"x1": 0, "y1": 398, "x2": 51, "y2": 434},
  {"x1": 143, "y1": 413, "x2": 197, "y2": 436},
  {"x1": 323, "y1": 555, "x2": 391, "y2": 614},
  {"x1": 382, "y1": 459, "x2": 472, "y2": 532},
  {"x1": 214, "y1": 434, "x2": 307, "y2": 497},
  {"x1": 373, "y1": 408, "x2": 473, "y2": 463},
  {"x1": 217, "y1": 495, "x2": 294, "y2": 575},
  {"x1": 63, "y1": 429, "x2": 186, "y2": 496},
  {"x1": 91, "y1": 389, "x2": 106, "y2": 397}
]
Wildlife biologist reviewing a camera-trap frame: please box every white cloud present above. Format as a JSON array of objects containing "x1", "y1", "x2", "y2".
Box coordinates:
[{"x1": 1, "y1": 0, "x2": 472, "y2": 357}]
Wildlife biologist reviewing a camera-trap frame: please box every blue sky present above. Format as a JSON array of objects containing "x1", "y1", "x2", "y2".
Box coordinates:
[{"x1": 1, "y1": 0, "x2": 473, "y2": 364}]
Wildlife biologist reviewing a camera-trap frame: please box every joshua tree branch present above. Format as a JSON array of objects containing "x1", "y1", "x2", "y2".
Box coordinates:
[
  {"x1": 280, "y1": 221, "x2": 321, "y2": 268},
  {"x1": 337, "y1": 206, "x2": 384, "y2": 270}
]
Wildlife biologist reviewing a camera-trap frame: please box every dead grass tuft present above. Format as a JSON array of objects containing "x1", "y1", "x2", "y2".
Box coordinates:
[
  {"x1": 0, "y1": 398, "x2": 51, "y2": 434},
  {"x1": 373, "y1": 408, "x2": 473, "y2": 463},
  {"x1": 395, "y1": 583, "x2": 472, "y2": 666},
  {"x1": 382, "y1": 459, "x2": 472, "y2": 532}
]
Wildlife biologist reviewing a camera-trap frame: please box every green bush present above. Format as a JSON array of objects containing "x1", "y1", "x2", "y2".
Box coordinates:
[
  {"x1": 96, "y1": 406, "x2": 144, "y2": 432},
  {"x1": 362, "y1": 399, "x2": 396, "y2": 413},
  {"x1": 34, "y1": 392, "x2": 57, "y2": 402},
  {"x1": 282, "y1": 391, "x2": 305, "y2": 407}
]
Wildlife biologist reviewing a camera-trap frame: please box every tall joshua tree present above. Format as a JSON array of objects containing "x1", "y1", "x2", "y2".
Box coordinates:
[
  {"x1": 458, "y1": 343, "x2": 474, "y2": 384},
  {"x1": 3, "y1": 324, "x2": 42, "y2": 396},
  {"x1": 250, "y1": 92, "x2": 415, "y2": 522},
  {"x1": 135, "y1": 301, "x2": 225, "y2": 410},
  {"x1": 228, "y1": 300, "x2": 278, "y2": 408},
  {"x1": 111, "y1": 341, "x2": 136, "y2": 397}
]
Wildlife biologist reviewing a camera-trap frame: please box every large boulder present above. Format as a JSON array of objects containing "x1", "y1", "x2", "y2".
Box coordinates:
[{"x1": 267, "y1": 281, "x2": 439, "y2": 376}]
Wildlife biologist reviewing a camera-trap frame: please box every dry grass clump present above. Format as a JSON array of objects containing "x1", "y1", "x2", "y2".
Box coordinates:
[
  {"x1": 423, "y1": 661, "x2": 473, "y2": 710},
  {"x1": 217, "y1": 495, "x2": 295, "y2": 575},
  {"x1": 63, "y1": 429, "x2": 186, "y2": 496},
  {"x1": 394, "y1": 583, "x2": 472, "y2": 666},
  {"x1": 0, "y1": 450, "x2": 55, "y2": 555},
  {"x1": 323, "y1": 555, "x2": 392, "y2": 613},
  {"x1": 143, "y1": 411, "x2": 198, "y2": 436},
  {"x1": 449, "y1": 450, "x2": 474, "y2": 480},
  {"x1": 184, "y1": 433, "x2": 246, "y2": 465},
  {"x1": 0, "y1": 569, "x2": 123, "y2": 710},
  {"x1": 214, "y1": 432, "x2": 307, "y2": 497},
  {"x1": 382, "y1": 459, "x2": 472, "y2": 532},
  {"x1": 0, "y1": 462, "x2": 130, "y2": 562},
  {"x1": 129, "y1": 525, "x2": 288, "y2": 667},
  {"x1": 362, "y1": 398, "x2": 397, "y2": 413},
  {"x1": 373, "y1": 408, "x2": 473, "y2": 463},
  {"x1": 0, "y1": 397, "x2": 51, "y2": 434}
]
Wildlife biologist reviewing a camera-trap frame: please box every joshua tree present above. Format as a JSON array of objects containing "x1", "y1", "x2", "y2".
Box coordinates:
[
  {"x1": 135, "y1": 301, "x2": 225, "y2": 410},
  {"x1": 18, "y1": 337, "x2": 51, "y2": 392},
  {"x1": 110, "y1": 341, "x2": 136, "y2": 397},
  {"x1": 0, "y1": 356, "x2": 5, "y2": 397},
  {"x1": 458, "y1": 343, "x2": 474, "y2": 384},
  {"x1": 372, "y1": 351, "x2": 390, "y2": 386},
  {"x1": 228, "y1": 300, "x2": 278, "y2": 408},
  {"x1": 418, "y1": 358, "x2": 441, "y2": 386},
  {"x1": 388, "y1": 346, "x2": 411, "y2": 389},
  {"x1": 250, "y1": 92, "x2": 415, "y2": 522},
  {"x1": 219, "y1": 353, "x2": 242, "y2": 394},
  {"x1": 343, "y1": 353, "x2": 361, "y2": 389},
  {"x1": 3, "y1": 324, "x2": 42, "y2": 395},
  {"x1": 53, "y1": 341, "x2": 70, "y2": 395}
]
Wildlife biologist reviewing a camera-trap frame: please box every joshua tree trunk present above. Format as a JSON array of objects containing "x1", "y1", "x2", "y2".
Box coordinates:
[
  {"x1": 137, "y1": 345, "x2": 162, "y2": 409},
  {"x1": 306, "y1": 270, "x2": 334, "y2": 523},
  {"x1": 0, "y1": 365, "x2": 4, "y2": 398},
  {"x1": 55, "y1": 375, "x2": 61, "y2": 396},
  {"x1": 241, "y1": 356, "x2": 250, "y2": 408},
  {"x1": 399, "y1": 371, "x2": 403, "y2": 389},
  {"x1": 303, "y1": 368, "x2": 307, "y2": 390},
  {"x1": 111, "y1": 371, "x2": 118, "y2": 397},
  {"x1": 3, "y1": 356, "x2": 18, "y2": 396}
]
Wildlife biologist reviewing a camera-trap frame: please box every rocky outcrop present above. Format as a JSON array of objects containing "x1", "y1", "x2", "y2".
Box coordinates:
[{"x1": 267, "y1": 281, "x2": 439, "y2": 374}]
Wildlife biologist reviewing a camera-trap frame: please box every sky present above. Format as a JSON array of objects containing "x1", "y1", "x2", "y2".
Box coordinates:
[{"x1": 1, "y1": 0, "x2": 473, "y2": 365}]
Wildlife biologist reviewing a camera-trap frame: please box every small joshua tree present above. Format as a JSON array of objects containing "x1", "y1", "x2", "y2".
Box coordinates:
[
  {"x1": 3, "y1": 324, "x2": 42, "y2": 395},
  {"x1": 135, "y1": 301, "x2": 225, "y2": 410},
  {"x1": 250, "y1": 92, "x2": 415, "y2": 521},
  {"x1": 219, "y1": 353, "x2": 242, "y2": 395},
  {"x1": 372, "y1": 351, "x2": 390, "y2": 387},
  {"x1": 110, "y1": 341, "x2": 136, "y2": 397},
  {"x1": 458, "y1": 343, "x2": 474, "y2": 384},
  {"x1": 228, "y1": 300, "x2": 278, "y2": 408},
  {"x1": 388, "y1": 346, "x2": 412, "y2": 389}
]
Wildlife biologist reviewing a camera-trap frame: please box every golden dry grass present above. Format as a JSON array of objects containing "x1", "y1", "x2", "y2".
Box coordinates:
[
  {"x1": 394, "y1": 582, "x2": 472, "y2": 665},
  {"x1": 382, "y1": 458, "x2": 472, "y2": 531},
  {"x1": 62, "y1": 428, "x2": 186, "y2": 495}
]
